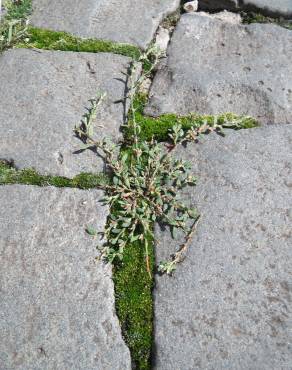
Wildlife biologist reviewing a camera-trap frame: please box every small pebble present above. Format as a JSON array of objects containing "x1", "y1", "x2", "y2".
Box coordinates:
[{"x1": 184, "y1": 1, "x2": 198, "y2": 13}]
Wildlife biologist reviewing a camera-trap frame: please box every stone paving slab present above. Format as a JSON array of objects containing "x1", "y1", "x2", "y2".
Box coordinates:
[
  {"x1": 30, "y1": 0, "x2": 180, "y2": 49},
  {"x1": 199, "y1": 0, "x2": 292, "y2": 18},
  {"x1": 146, "y1": 13, "x2": 292, "y2": 125},
  {"x1": 0, "y1": 185, "x2": 131, "y2": 370},
  {"x1": 0, "y1": 49, "x2": 134, "y2": 177},
  {"x1": 154, "y1": 126, "x2": 292, "y2": 369}
]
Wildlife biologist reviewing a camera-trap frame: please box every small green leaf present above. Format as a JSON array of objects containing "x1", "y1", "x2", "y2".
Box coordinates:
[
  {"x1": 111, "y1": 228, "x2": 122, "y2": 234},
  {"x1": 86, "y1": 226, "x2": 97, "y2": 236},
  {"x1": 187, "y1": 208, "x2": 199, "y2": 219},
  {"x1": 130, "y1": 234, "x2": 140, "y2": 242}
]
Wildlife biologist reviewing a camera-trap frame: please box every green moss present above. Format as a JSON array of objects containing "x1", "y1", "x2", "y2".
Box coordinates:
[
  {"x1": 113, "y1": 234, "x2": 154, "y2": 370},
  {"x1": 124, "y1": 93, "x2": 259, "y2": 142},
  {"x1": 0, "y1": 161, "x2": 109, "y2": 189},
  {"x1": 17, "y1": 26, "x2": 141, "y2": 59},
  {"x1": 241, "y1": 11, "x2": 292, "y2": 30}
]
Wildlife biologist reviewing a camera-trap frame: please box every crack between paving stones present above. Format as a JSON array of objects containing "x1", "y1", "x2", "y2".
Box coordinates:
[
  {"x1": 106, "y1": 5, "x2": 185, "y2": 369},
  {"x1": 18, "y1": 26, "x2": 142, "y2": 59},
  {"x1": 0, "y1": 160, "x2": 109, "y2": 189},
  {"x1": 127, "y1": 5, "x2": 185, "y2": 369},
  {"x1": 122, "y1": 4, "x2": 260, "y2": 369}
]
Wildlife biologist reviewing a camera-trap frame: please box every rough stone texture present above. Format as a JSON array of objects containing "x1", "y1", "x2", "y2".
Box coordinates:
[
  {"x1": 199, "y1": 0, "x2": 292, "y2": 18},
  {"x1": 30, "y1": 0, "x2": 181, "y2": 49},
  {"x1": 146, "y1": 13, "x2": 292, "y2": 125},
  {"x1": 205, "y1": 9, "x2": 242, "y2": 24},
  {"x1": 155, "y1": 26, "x2": 171, "y2": 53},
  {"x1": 0, "y1": 49, "x2": 134, "y2": 177},
  {"x1": 154, "y1": 126, "x2": 292, "y2": 369},
  {"x1": 0, "y1": 185, "x2": 131, "y2": 370}
]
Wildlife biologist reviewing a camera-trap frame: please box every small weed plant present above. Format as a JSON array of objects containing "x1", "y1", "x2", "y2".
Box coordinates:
[
  {"x1": 0, "y1": 0, "x2": 31, "y2": 52},
  {"x1": 75, "y1": 45, "x2": 256, "y2": 275}
]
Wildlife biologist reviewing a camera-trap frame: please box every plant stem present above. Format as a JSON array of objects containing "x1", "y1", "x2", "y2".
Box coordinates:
[
  {"x1": 173, "y1": 216, "x2": 201, "y2": 265},
  {"x1": 144, "y1": 229, "x2": 151, "y2": 278}
]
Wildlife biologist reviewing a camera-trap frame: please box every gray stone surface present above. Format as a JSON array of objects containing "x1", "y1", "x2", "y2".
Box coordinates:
[
  {"x1": 199, "y1": 0, "x2": 292, "y2": 18},
  {"x1": 30, "y1": 0, "x2": 180, "y2": 49},
  {"x1": 146, "y1": 13, "x2": 292, "y2": 125},
  {"x1": 0, "y1": 49, "x2": 133, "y2": 177},
  {"x1": 154, "y1": 126, "x2": 292, "y2": 369},
  {"x1": 0, "y1": 185, "x2": 131, "y2": 370}
]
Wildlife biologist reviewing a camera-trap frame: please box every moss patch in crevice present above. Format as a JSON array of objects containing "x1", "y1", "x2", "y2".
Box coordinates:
[
  {"x1": 113, "y1": 234, "x2": 154, "y2": 370},
  {"x1": 0, "y1": 160, "x2": 108, "y2": 189},
  {"x1": 241, "y1": 11, "x2": 292, "y2": 30},
  {"x1": 124, "y1": 93, "x2": 259, "y2": 142},
  {"x1": 17, "y1": 26, "x2": 141, "y2": 59}
]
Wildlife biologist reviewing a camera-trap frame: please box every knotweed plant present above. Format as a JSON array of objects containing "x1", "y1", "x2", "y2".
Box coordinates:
[
  {"x1": 76, "y1": 96, "x2": 198, "y2": 275},
  {"x1": 75, "y1": 46, "x2": 256, "y2": 275}
]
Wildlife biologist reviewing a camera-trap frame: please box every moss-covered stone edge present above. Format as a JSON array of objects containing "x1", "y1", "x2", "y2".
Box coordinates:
[
  {"x1": 18, "y1": 26, "x2": 141, "y2": 60},
  {"x1": 0, "y1": 160, "x2": 108, "y2": 189},
  {"x1": 124, "y1": 93, "x2": 259, "y2": 143}
]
